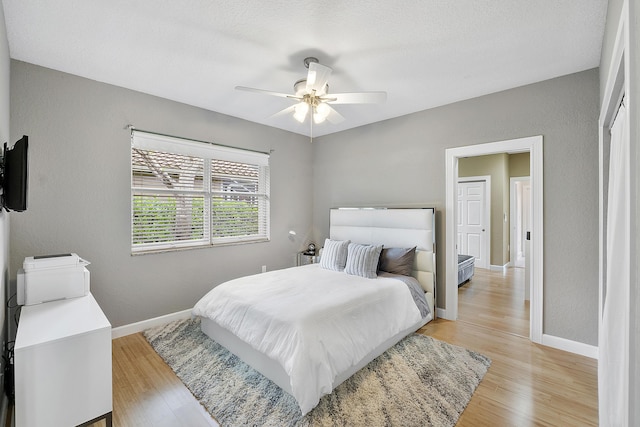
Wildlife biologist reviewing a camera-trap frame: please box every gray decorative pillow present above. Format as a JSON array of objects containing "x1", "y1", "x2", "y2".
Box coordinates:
[
  {"x1": 345, "y1": 243, "x2": 383, "y2": 279},
  {"x1": 379, "y1": 247, "x2": 417, "y2": 276},
  {"x1": 319, "y1": 239, "x2": 350, "y2": 271}
]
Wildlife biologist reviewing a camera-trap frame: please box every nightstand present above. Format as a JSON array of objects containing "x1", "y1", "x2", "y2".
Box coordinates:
[{"x1": 297, "y1": 252, "x2": 320, "y2": 266}]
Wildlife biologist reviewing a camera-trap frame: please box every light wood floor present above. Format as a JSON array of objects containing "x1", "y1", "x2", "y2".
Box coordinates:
[
  {"x1": 103, "y1": 267, "x2": 597, "y2": 426},
  {"x1": 458, "y1": 266, "x2": 530, "y2": 337},
  {"x1": 423, "y1": 267, "x2": 598, "y2": 426}
]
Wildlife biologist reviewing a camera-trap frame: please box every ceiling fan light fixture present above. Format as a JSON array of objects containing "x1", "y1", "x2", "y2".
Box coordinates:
[
  {"x1": 316, "y1": 102, "x2": 330, "y2": 116},
  {"x1": 313, "y1": 103, "x2": 330, "y2": 124},
  {"x1": 293, "y1": 102, "x2": 309, "y2": 122}
]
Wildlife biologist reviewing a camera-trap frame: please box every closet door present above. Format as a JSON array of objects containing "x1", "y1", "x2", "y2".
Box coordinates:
[{"x1": 599, "y1": 100, "x2": 629, "y2": 427}]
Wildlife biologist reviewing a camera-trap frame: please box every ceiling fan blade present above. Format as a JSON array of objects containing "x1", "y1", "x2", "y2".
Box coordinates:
[
  {"x1": 325, "y1": 105, "x2": 345, "y2": 124},
  {"x1": 235, "y1": 86, "x2": 301, "y2": 100},
  {"x1": 306, "y1": 62, "x2": 332, "y2": 94},
  {"x1": 325, "y1": 91, "x2": 387, "y2": 104}
]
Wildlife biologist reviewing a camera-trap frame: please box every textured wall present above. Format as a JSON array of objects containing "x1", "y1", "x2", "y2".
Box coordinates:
[
  {"x1": 9, "y1": 61, "x2": 313, "y2": 328},
  {"x1": 313, "y1": 68, "x2": 600, "y2": 345}
]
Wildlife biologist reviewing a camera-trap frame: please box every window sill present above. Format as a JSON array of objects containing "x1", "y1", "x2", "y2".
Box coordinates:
[{"x1": 131, "y1": 237, "x2": 270, "y2": 256}]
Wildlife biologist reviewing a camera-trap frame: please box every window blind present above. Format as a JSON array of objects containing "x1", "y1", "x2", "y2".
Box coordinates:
[{"x1": 131, "y1": 130, "x2": 270, "y2": 253}]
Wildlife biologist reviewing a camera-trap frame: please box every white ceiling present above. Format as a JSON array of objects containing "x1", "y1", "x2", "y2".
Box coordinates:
[{"x1": 2, "y1": 0, "x2": 608, "y2": 137}]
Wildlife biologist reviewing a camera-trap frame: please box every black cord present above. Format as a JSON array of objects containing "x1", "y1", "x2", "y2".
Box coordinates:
[
  {"x1": 3, "y1": 340, "x2": 14, "y2": 400},
  {"x1": 13, "y1": 305, "x2": 21, "y2": 328},
  {"x1": 3, "y1": 341, "x2": 14, "y2": 365},
  {"x1": 6, "y1": 292, "x2": 18, "y2": 309}
]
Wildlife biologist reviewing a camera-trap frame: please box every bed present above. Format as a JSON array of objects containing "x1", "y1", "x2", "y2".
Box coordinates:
[
  {"x1": 192, "y1": 207, "x2": 436, "y2": 414},
  {"x1": 458, "y1": 254, "x2": 475, "y2": 286}
]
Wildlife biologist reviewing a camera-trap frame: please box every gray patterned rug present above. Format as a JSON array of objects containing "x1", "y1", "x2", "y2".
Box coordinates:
[{"x1": 144, "y1": 319, "x2": 490, "y2": 427}]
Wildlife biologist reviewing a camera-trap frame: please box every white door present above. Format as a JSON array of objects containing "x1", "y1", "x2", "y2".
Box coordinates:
[
  {"x1": 599, "y1": 99, "x2": 630, "y2": 426},
  {"x1": 510, "y1": 177, "x2": 531, "y2": 268},
  {"x1": 457, "y1": 180, "x2": 489, "y2": 269}
]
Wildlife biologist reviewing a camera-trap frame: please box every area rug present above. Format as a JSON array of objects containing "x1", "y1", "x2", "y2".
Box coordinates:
[{"x1": 144, "y1": 319, "x2": 490, "y2": 427}]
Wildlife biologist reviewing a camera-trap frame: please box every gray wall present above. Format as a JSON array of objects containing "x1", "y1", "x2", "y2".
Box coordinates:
[
  {"x1": 7, "y1": 59, "x2": 602, "y2": 347},
  {"x1": 313, "y1": 68, "x2": 600, "y2": 345},
  {"x1": 0, "y1": 1, "x2": 10, "y2": 411},
  {"x1": 9, "y1": 61, "x2": 313, "y2": 328}
]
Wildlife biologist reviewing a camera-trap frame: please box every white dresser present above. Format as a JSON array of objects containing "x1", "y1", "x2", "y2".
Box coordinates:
[{"x1": 14, "y1": 293, "x2": 112, "y2": 427}]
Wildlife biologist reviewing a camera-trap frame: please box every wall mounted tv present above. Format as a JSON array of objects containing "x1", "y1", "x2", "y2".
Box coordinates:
[{"x1": 2, "y1": 135, "x2": 29, "y2": 212}]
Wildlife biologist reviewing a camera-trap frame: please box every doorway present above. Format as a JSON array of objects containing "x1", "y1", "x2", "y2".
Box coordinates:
[{"x1": 445, "y1": 135, "x2": 544, "y2": 344}]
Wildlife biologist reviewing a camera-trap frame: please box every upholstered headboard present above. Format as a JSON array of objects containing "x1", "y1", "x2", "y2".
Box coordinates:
[{"x1": 329, "y1": 208, "x2": 436, "y2": 312}]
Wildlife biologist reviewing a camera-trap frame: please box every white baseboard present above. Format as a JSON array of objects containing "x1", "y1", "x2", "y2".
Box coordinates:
[
  {"x1": 111, "y1": 308, "x2": 192, "y2": 339},
  {"x1": 434, "y1": 304, "x2": 597, "y2": 358},
  {"x1": 490, "y1": 263, "x2": 509, "y2": 273},
  {"x1": 541, "y1": 334, "x2": 598, "y2": 359},
  {"x1": 435, "y1": 307, "x2": 448, "y2": 320}
]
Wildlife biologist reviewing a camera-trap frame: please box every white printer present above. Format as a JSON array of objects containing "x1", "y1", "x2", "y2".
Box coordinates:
[{"x1": 17, "y1": 253, "x2": 90, "y2": 305}]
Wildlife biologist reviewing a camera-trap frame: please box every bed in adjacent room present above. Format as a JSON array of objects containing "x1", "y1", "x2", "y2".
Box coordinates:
[
  {"x1": 192, "y1": 207, "x2": 436, "y2": 414},
  {"x1": 458, "y1": 254, "x2": 475, "y2": 286}
]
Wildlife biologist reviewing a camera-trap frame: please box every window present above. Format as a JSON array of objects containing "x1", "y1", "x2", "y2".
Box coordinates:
[{"x1": 131, "y1": 130, "x2": 270, "y2": 254}]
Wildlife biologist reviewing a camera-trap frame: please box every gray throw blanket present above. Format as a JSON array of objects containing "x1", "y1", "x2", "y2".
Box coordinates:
[{"x1": 379, "y1": 272, "x2": 431, "y2": 318}]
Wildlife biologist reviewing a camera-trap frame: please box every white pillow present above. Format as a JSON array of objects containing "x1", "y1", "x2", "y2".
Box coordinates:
[
  {"x1": 319, "y1": 239, "x2": 350, "y2": 271},
  {"x1": 345, "y1": 243, "x2": 383, "y2": 279}
]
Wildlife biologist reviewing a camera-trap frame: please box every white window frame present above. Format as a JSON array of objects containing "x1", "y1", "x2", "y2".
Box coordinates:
[{"x1": 131, "y1": 130, "x2": 270, "y2": 254}]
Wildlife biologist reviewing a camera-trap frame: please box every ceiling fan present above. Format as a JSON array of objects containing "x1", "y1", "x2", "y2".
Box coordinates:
[{"x1": 235, "y1": 57, "x2": 387, "y2": 126}]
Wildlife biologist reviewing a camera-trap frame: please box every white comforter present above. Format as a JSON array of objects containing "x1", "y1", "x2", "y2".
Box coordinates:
[{"x1": 192, "y1": 264, "x2": 423, "y2": 414}]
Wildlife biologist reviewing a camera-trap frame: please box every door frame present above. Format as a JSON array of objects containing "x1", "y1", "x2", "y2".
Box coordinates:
[
  {"x1": 445, "y1": 135, "x2": 544, "y2": 344},
  {"x1": 598, "y1": 1, "x2": 631, "y2": 423},
  {"x1": 457, "y1": 176, "x2": 491, "y2": 269},
  {"x1": 510, "y1": 176, "x2": 530, "y2": 268}
]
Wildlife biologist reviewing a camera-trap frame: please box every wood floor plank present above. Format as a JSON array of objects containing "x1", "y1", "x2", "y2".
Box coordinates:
[
  {"x1": 109, "y1": 333, "x2": 219, "y2": 427},
  {"x1": 106, "y1": 267, "x2": 597, "y2": 426}
]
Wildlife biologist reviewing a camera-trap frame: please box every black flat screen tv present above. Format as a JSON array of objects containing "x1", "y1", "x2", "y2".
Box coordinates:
[{"x1": 3, "y1": 135, "x2": 28, "y2": 212}]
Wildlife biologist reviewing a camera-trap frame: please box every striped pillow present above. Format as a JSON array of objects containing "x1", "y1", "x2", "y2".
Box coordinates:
[
  {"x1": 345, "y1": 243, "x2": 383, "y2": 279},
  {"x1": 319, "y1": 239, "x2": 350, "y2": 271}
]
